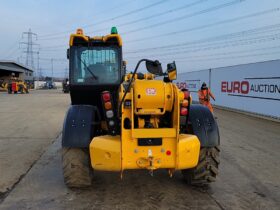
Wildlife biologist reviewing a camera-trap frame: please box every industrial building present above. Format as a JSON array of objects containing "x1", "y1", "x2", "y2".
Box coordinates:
[{"x1": 0, "y1": 60, "x2": 34, "y2": 84}]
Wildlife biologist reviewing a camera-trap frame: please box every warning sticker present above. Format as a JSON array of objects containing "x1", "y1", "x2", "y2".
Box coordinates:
[{"x1": 146, "y1": 88, "x2": 156, "y2": 95}]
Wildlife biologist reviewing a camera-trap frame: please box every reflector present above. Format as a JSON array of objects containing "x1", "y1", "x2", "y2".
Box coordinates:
[
  {"x1": 109, "y1": 120, "x2": 115, "y2": 126},
  {"x1": 182, "y1": 99, "x2": 189, "y2": 107},
  {"x1": 106, "y1": 110, "x2": 114, "y2": 118},
  {"x1": 102, "y1": 92, "x2": 111, "y2": 102},
  {"x1": 104, "y1": 102, "x2": 112, "y2": 110},
  {"x1": 184, "y1": 91, "x2": 190, "y2": 99},
  {"x1": 180, "y1": 107, "x2": 188, "y2": 116}
]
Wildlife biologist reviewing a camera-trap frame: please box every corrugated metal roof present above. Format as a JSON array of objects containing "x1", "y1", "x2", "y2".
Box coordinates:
[
  {"x1": 0, "y1": 64, "x2": 24, "y2": 73},
  {"x1": 0, "y1": 60, "x2": 33, "y2": 73}
]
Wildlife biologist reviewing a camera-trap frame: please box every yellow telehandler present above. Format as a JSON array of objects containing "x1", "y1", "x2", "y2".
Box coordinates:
[
  {"x1": 62, "y1": 28, "x2": 220, "y2": 188},
  {"x1": 7, "y1": 77, "x2": 29, "y2": 94}
]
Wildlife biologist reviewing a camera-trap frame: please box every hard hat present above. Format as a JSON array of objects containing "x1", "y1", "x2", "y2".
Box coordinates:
[{"x1": 202, "y1": 82, "x2": 207, "y2": 87}]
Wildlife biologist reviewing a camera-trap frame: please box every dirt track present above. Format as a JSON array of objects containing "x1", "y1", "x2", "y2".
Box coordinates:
[{"x1": 0, "y1": 91, "x2": 279, "y2": 210}]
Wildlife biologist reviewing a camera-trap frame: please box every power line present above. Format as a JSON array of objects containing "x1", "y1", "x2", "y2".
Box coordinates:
[
  {"x1": 38, "y1": 22, "x2": 280, "y2": 52},
  {"x1": 37, "y1": 5, "x2": 279, "y2": 52},
  {"x1": 39, "y1": 57, "x2": 67, "y2": 62},
  {"x1": 124, "y1": 50, "x2": 280, "y2": 63},
  {"x1": 40, "y1": 48, "x2": 66, "y2": 52},
  {"x1": 87, "y1": 0, "x2": 209, "y2": 34},
  {"x1": 124, "y1": 24, "x2": 280, "y2": 54},
  {"x1": 39, "y1": 0, "x2": 245, "y2": 41},
  {"x1": 39, "y1": 0, "x2": 169, "y2": 39},
  {"x1": 40, "y1": 44, "x2": 67, "y2": 49},
  {"x1": 155, "y1": 28, "x2": 280, "y2": 53},
  {"x1": 125, "y1": 33, "x2": 280, "y2": 59},
  {"x1": 3, "y1": 44, "x2": 20, "y2": 60},
  {"x1": 122, "y1": 0, "x2": 246, "y2": 35},
  {"x1": 37, "y1": 24, "x2": 280, "y2": 60},
  {"x1": 175, "y1": 50, "x2": 280, "y2": 63},
  {"x1": 39, "y1": 0, "x2": 209, "y2": 41},
  {"x1": 1, "y1": 41, "x2": 19, "y2": 59},
  {"x1": 125, "y1": 7, "x2": 280, "y2": 43},
  {"x1": 76, "y1": 0, "x2": 169, "y2": 28},
  {"x1": 150, "y1": 45, "x2": 280, "y2": 60}
]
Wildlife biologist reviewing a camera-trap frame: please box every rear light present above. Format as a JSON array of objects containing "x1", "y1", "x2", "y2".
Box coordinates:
[
  {"x1": 180, "y1": 107, "x2": 188, "y2": 116},
  {"x1": 166, "y1": 150, "x2": 171, "y2": 156},
  {"x1": 102, "y1": 92, "x2": 111, "y2": 102},
  {"x1": 106, "y1": 110, "x2": 114, "y2": 118},
  {"x1": 182, "y1": 99, "x2": 189, "y2": 107},
  {"x1": 101, "y1": 90, "x2": 117, "y2": 135},
  {"x1": 109, "y1": 120, "x2": 115, "y2": 126},
  {"x1": 104, "y1": 102, "x2": 112, "y2": 110},
  {"x1": 184, "y1": 91, "x2": 190, "y2": 99}
]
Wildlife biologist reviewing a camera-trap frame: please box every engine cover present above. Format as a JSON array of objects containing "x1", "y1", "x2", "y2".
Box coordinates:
[{"x1": 133, "y1": 80, "x2": 174, "y2": 115}]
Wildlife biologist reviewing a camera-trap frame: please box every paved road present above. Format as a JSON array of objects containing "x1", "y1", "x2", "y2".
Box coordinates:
[
  {"x1": 0, "y1": 92, "x2": 279, "y2": 209},
  {"x1": 0, "y1": 90, "x2": 70, "y2": 197}
]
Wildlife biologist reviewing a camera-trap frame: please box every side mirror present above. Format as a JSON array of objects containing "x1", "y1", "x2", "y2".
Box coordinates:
[
  {"x1": 122, "y1": 60, "x2": 127, "y2": 69},
  {"x1": 67, "y1": 49, "x2": 70, "y2": 59},
  {"x1": 145, "y1": 60, "x2": 163, "y2": 75},
  {"x1": 122, "y1": 60, "x2": 127, "y2": 75},
  {"x1": 167, "y1": 61, "x2": 177, "y2": 81}
]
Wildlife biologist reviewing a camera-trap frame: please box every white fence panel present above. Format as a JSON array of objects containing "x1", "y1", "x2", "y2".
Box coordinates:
[
  {"x1": 176, "y1": 60, "x2": 280, "y2": 119},
  {"x1": 176, "y1": 70, "x2": 209, "y2": 101}
]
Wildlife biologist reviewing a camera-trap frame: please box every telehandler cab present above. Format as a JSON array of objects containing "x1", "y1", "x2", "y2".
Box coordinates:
[{"x1": 62, "y1": 28, "x2": 220, "y2": 188}]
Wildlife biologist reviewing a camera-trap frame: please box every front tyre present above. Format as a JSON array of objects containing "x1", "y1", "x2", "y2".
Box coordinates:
[{"x1": 62, "y1": 148, "x2": 93, "y2": 188}]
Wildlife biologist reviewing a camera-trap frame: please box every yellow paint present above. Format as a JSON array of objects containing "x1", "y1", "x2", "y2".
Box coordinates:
[
  {"x1": 87, "y1": 57, "x2": 200, "y2": 173},
  {"x1": 168, "y1": 69, "x2": 177, "y2": 81},
  {"x1": 132, "y1": 128, "x2": 176, "y2": 138},
  {"x1": 69, "y1": 29, "x2": 122, "y2": 46},
  {"x1": 68, "y1": 28, "x2": 200, "y2": 173},
  {"x1": 133, "y1": 80, "x2": 174, "y2": 115},
  {"x1": 176, "y1": 134, "x2": 200, "y2": 169},
  {"x1": 89, "y1": 134, "x2": 199, "y2": 171},
  {"x1": 89, "y1": 135, "x2": 121, "y2": 171},
  {"x1": 144, "y1": 73, "x2": 154, "y2": 80}
]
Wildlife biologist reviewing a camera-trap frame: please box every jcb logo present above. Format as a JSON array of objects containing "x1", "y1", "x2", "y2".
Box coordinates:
[
  {"x1": 221, "y1": 81, "x2": 249, "y2": 94},
  {"x1": 176, "y1": 82, "x2": 186, "y2": 89},
  {"x1": 146, "y1": 88, "x2": 156, "y2": 95}
]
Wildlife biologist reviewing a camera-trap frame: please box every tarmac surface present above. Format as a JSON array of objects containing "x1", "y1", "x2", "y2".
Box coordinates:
[
  {"x1": 0, "y1": 90, "x2": 279, "y2": 210},
  {"x1": 0, "y1": 90, "x2": 70, "y2": 196}
]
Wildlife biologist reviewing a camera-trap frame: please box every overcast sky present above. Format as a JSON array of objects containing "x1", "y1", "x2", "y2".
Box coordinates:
[{"x1": 0, "y1": 0, "x2": 280, "y2": 77}]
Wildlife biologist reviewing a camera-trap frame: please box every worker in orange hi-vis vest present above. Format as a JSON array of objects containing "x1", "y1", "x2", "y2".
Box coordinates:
[{"x1": 198, "y1": 82, "x2": 216, "y2": 113}]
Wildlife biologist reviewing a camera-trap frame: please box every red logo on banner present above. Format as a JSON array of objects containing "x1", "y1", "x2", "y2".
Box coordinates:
[{"x1": 221, "y1": 81, "x2": 249, "y2": 94}]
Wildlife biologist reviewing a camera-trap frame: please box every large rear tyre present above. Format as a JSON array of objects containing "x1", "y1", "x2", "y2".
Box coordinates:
[
  {"x1": 182, "y1": 146, "x2": 220, "y2": 185},
  {"x1": 62, "y1": 148, "x2": 93, "y2": 188}
]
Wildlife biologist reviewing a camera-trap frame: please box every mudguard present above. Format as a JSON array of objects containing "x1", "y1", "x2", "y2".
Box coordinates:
[
  {"x1": 62, "y1": 105, "x2": 100, "y2": 148},
  {"x1": 188, "y1": 104, "x2": 220, "y2": 147}
]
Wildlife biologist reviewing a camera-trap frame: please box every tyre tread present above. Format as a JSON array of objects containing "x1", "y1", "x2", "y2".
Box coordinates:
[
  {"x1": 182, "y1": 146, "x2": 220, "y2": 185},
  {"x1": 62, "y1": 148, "x2": 93, "y2": 188}
]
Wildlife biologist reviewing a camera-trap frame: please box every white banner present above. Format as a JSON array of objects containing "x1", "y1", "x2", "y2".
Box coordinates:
[
  {"x1": 176, "y1": 70, "x2": 209, "y2": 101},
  {"x1": 176, "y1": 60, "x2": 280, "y2": 118}
]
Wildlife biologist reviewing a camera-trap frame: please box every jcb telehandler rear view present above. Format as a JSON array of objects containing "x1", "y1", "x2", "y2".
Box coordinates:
[{"x1": 62, "y1": 28, "x2": 220, "y2": 188}]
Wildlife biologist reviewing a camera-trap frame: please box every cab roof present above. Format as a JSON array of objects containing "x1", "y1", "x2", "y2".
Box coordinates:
[{"x1": 69, "y1": 28, "x2": 122, "y2": 47}]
